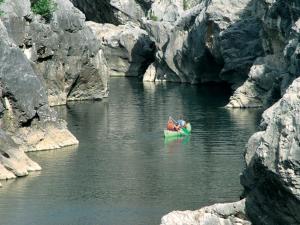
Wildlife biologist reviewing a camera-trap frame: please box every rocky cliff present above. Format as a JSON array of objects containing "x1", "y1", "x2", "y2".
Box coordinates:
[
  {"x1": 227, "y1": 0, "x2": 300, "y2": 108},
  {"x1": 0, "y1": 0, "x2": 108, "y2": 186},
  {"x1": 143, "y1": 0, "x2": 266, "y2": 85}
]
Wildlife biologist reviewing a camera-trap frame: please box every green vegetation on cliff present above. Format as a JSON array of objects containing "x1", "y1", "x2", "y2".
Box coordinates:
[
  {"x1": 31, "y1": 0, "x2": 57, "y2": 20},
  {"x1": 149, "y1": 11, "x2": 158, "y2": 21},
  {"x1": 183, "y1": 0, "x2": 188, "y2": 10},
  {"x1": 0, "y1": 0, "x2": 5, "y2": 16}
]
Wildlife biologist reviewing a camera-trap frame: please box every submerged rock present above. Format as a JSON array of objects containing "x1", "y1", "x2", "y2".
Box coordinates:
[{"x1": 87, "y1": 21, "x2": 155, "y2": 77}]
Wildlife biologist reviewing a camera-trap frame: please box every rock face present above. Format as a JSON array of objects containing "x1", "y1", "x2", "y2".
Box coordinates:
[
  {"x1": 1, "y1": 0, "x2": 109, "y2": 106},
  {"x1": 0, "y1": 0, "x2": 109, "y2": 186},
  {"x1": 0, "y1": 17, "x2": 78, "y2": 186},
  {"x1": 143, "y1": 0, "x2": 266, "y2": 85},
  {"x1": 240, "y1": 77, "x2": 300, "y2": 224},
  {"x1": 227, "y1": 0, "x2": 300, "y2": 108},
  {"x1": 87, "y1": 21, "x2": 155, "y2": 77}
]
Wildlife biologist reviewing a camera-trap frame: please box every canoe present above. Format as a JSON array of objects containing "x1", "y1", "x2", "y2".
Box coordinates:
[{"x1": 164, "y1": 123, "x2": 192, "y2": 138}]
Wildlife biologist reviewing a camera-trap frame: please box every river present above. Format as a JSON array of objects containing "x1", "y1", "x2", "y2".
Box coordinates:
[{"x1": 0, "y1": 78, "x2": 262, "y2": 225}]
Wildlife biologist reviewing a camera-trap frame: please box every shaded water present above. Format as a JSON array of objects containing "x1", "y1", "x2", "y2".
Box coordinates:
[{"x1": 0, "y1": 78, "x2": 262, "y2": 225}]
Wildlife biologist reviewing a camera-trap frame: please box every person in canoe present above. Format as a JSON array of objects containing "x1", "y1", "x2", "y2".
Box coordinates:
[
  {"x1": 177, "y1": 115, "x2": 186, "y2": 128},
  {"x1": 167, "y1": 116, "x2": 180, "y2": 131}
]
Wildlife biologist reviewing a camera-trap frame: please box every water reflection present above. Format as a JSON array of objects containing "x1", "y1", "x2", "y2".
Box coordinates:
[{"x1": 0, "y1": 78, "x2": 263, "y2": 225}]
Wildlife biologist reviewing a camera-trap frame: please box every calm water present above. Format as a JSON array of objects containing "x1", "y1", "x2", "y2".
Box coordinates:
[{"x1": 0, "y1": 78, "x2": 262, "y2": 225}]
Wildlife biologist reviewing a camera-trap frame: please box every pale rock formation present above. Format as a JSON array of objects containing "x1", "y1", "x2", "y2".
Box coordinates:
[
  {"x1": 143, "y1": 0, "x2": 265, "y2": 85},
  {"x1": 87, "y1": 21, "x2": 155, "y2": 77},
  {"x1": 161, "y1": 199, "x2": 251, "y2": 225},
  {"x1": 143, "y1": 63, "x2": 157, "y2": 81}
]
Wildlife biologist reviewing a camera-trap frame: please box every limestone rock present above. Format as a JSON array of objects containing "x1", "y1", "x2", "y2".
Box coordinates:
[
  {"x1": 227, "y1": 55, "x2": 289, "y2": 108},
  {"x1": 143, "y1": 62, "x2": 157, "y2": 82},
  {"x1": 2, "y1": 0, "x2": 109, "y2": 106},
  {"x1": 160, "y1": 199, "x2": 251, "y2": 225},
  {"x1": 143, "y1": 0, "x2": 265, "y2": 85},
  {"x1": 87, "y1": 21, "x2": 155, "y2": 77},
  {"x1": 228, "y1": 0, "x2": 300, "y2": 108},
  {"x1": 240, "y1": 77, "x2": 300, "y2": 224},
  {"x1": 0, "y1": 2, "x2": 80, "y2": 183}
]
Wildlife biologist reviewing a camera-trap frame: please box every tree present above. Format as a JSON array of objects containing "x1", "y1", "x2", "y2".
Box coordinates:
[{"x1": 31, "y1": 0, "x2": 57, "y2": 21}]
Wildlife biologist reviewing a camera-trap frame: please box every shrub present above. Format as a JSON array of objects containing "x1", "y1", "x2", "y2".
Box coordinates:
[
  {"x1": 183, "y1": 0, "x2": 188, "y2": 10},
  {"x1": 0, "y1": 0, "x2": 5, "y2": 16},
  {"x1": 149, "y1": 11, "x2": 158, "y2": 21},
  {"x1": 31, "y1": 0, "x2": 57, "y2": 20}
]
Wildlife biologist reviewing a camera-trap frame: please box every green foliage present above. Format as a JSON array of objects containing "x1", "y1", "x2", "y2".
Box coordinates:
[
  {"x1": 150, "y1": 14, "x2": 158, "y2": 21},
  {"x1": 31, "y1": 0, "x2": 57, "y2": 20},
  {"x1": 183, "y1": 0, "x2": 188, "y2": 10},
  {"x1": 0, "y1": 0, "x2": 5, "y2": 16},
  {"x1": 149, "y1": 11, "x2": 158, "y2": 21}
]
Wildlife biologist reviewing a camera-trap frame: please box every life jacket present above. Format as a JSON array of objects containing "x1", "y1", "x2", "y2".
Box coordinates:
[
  {"x1": 167, "y1": 120, "x2": 179, "y2": 131},
  {"x1": 167, "y1": 120, "x2": 175, "y2": 131}
]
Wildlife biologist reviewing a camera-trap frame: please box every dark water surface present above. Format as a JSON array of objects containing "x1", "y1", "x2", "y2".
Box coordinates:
[{"x1": 0, "y1": 78, "x2": 263, "y2": 225}]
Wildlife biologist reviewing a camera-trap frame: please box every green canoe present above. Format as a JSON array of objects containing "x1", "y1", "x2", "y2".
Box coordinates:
[{"x1": 164, "y1": 123, "x2": 192, "y2": 138}]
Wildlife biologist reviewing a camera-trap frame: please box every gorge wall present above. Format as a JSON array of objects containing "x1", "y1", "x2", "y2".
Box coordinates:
[{"x1": 0, "y1": 0, "x2": 108, "y2": 186}]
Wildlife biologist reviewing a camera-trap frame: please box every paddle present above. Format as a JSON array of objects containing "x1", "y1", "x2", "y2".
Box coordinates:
[
  {"x1": 169, "y1": 116, "x2": 178, "y2": 125},
  {"x1": 181, "y1": 127, "x2": 189, "y2": 135}
]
